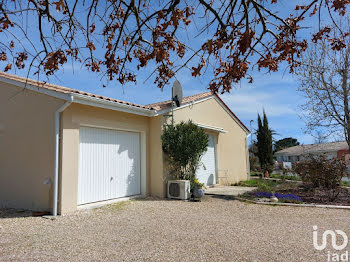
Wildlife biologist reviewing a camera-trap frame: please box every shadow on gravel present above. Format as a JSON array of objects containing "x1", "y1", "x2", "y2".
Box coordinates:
[
  {"x1": 205, "y1": 195, "x2": 236, "y2": 201},
  {"x1": 134, "y1": 195, "x2": 238, "y2": 202},
  {"x1": 0, "y1": 209, "x2": 51, "y2": 219},
  {"x1": 0, "y1": 208, "x2": 34, "y2": 219}
]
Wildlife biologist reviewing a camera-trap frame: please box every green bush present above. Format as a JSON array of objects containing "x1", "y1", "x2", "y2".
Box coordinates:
[
  {"x1": 294, "y1": 155, "x2": 346, "y2": 201},
  {"x1": 161, "y1": 120, "x2": 208, "y2": 185}
]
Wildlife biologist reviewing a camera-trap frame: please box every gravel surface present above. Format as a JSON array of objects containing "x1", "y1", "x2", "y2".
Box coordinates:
[{"x1": 0, "y1": 196, "x2": 349, "y2": 262}]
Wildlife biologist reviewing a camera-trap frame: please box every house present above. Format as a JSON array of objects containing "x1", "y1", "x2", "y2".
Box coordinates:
[
  {"x1": 274, "y1": 141, "x2": 349, "y2": 164},
  {"x1": 0, "y1": 72, "x2": 250, "y2": 215}
]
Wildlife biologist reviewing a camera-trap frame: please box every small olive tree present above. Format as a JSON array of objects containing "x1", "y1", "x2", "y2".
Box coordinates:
[{"x1": 161, "y1": 121, "x2": 208, "y2": 184}]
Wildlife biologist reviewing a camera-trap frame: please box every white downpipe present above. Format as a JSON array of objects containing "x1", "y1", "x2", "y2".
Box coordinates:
[
  {"x1": 246, "y1": 133, "x2": 251, "y2": 180},
  {"x1": 53, "y1": 96, "x2": 73, "y2": 216}
]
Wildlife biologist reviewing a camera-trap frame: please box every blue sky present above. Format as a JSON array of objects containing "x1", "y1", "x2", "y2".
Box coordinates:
[{"x1": 3, "y1": 0, "x2": 337, "y2": 145}]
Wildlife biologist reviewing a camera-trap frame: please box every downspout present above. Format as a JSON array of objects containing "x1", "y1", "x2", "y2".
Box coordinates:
[
  {"x1": 53, "y1": 96, "x2": 73, "y2": 216},
  {"x1": 246, "y1": 133, "x2": 251, "y2": 180}
]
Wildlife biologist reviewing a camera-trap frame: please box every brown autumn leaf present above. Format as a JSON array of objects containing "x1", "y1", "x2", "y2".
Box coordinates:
[
  {"x1": 176, "y1": 42, "x2": 185, "y2": 58},
  {"x1": 52, "y1": 0, "x2": 65, "y2": 12},
  {"x1": 4, "y1": 63, "x2": 12, "y2": 72},
  {"x1": 331, "y1": 0, "x2": 350, "y2": 16},
  {"x1": 312, "y1": 27, "x2": 331, "y2": 42},
  {"x1": 86, "y1": 42, "x2": 96, "y2": 51},
  {"x1": 238, "y1": 29, "x2": 255, "y2": 54},
  {"x1": 90, "y1": 23, "x2": 95, "y2": 34},
  {"x1": 123, "y1": 37, "x2": 130, "y2": 46},
  {"x1": 310, "y1": 4, "x2": 318, "y2": 16},
  {"x1": 0, "y1": 52, "x2": 7, "y2": 61}
]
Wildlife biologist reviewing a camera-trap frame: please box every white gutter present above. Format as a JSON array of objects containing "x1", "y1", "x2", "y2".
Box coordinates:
[{"x1": 53, "y1": 96, "x2": 73, "y2": 216}]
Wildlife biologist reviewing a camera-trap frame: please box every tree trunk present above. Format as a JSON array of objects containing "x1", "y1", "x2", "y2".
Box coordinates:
[{"x1": 342, "y1": 53, "x2": 350, "y2": 150}]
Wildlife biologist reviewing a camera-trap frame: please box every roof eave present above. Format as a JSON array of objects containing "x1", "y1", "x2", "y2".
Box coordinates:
[
  {"x1": 154, "y1": 94, "x2": 250, "y2": 134},
  {"x1": 274, "y1": 149, "x2": 341, "y2": 156},
  {"x1": 71, "y1": 93, "x2": 154, "y2": 117},
  {"x1": 0, "y1": 74, "x2": 71, "y2": 101},
  {"x1": 153, "y1": 95, "x2": 215, "y2": 116},
  {"x1": 194, "y1": 122, "x2": 228, "y2": 133}
]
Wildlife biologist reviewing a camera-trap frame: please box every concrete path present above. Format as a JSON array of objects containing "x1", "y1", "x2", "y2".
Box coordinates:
[{"x1": 205, "y1": 185, "x2": 256, "y2": 196}]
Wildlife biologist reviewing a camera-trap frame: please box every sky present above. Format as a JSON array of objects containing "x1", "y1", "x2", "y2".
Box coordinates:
[{"x1": 2, "y1": 0, "x2": 338, "y2": 145}]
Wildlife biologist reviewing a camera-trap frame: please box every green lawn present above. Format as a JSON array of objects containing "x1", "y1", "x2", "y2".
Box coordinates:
[
  {"x1": 250, "y1": 172, "x2": 302, "y2": 181},
  {"x1": 250, "y1": 172, "x2": 262, "y2": 177},
  {"x1": 233, "y1": 179, "x2": 283, "y2": 192},
  {"x1": 342, "y1": 180, "x2": 350, "y2": 187},
  {"x1": 270, "y1": 173, "x2": 302, "y2": 181}
]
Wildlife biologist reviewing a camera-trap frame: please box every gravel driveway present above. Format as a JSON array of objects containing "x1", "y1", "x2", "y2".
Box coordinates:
[{"x1": 1, "y1": 196, "x2": 349, "y2": 262}]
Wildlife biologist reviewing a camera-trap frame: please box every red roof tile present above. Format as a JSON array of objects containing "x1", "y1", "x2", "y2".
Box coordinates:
[{"x1": 0, "y1": 71, "x2": 152, "y2": 110}]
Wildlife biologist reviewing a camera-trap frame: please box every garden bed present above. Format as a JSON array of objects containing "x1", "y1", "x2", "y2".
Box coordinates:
[
  {"x1": 238, "y1": 178, "x2": 350, "y2": 206},
  {"x1": 277, "y1": 187, "x2": 350, "y2": 206}
]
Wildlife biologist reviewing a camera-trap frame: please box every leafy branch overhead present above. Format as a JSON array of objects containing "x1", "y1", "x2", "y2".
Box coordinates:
[{"x1": 0, "y1": 0, "x2": 349, "y2": 92}]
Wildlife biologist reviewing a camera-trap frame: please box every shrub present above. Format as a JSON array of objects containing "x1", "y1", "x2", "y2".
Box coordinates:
[
  {"x1": 294, "y1": 154, "x2": 346, "y2": 201},
  {"x1": 249, "y1": 154, "x2": 260, "y2": 172},
  {"x1": 161, "y1": 120, "x2": 209, "y2": 185}
]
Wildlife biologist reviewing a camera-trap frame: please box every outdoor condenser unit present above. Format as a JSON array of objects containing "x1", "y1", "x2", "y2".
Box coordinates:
[{"x1": 167, "y1": 180, "x2": 190, "y2": 200}]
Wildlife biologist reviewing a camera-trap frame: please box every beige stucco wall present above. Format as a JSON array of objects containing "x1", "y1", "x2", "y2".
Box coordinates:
[
  {"x1": 0, "y1": 82, "x2": 65, "y2": 211},
  {"x1": 0, "y1": 83, "x2": 248, "y2": 213},
  {"x1": 59, "y1": 103, "x2": 153, "y2": 214},
  {"x1": 149, "y1": 115, "x2": 164, "y2": 197},
  {"x1": 170, "y1": 97, "x2": 249, "y2": 186}
]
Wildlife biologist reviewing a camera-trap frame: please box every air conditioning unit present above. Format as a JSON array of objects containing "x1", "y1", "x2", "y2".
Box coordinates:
[{"x1": 167, "y1": 180, "x2": 190, "y2": 200}]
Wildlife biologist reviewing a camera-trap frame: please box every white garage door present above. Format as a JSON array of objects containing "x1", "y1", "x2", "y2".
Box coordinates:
[
  {"x1": 196, "y1": 134, "x2": 216, "y2": 185},
  {"x1": 78, "y1": 127, "x2": 141, "y2": 205}
]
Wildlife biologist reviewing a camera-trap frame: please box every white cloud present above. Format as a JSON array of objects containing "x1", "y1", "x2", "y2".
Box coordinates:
[{"x1": 221, "y1": 90, "x2": 297, "y2": 119}]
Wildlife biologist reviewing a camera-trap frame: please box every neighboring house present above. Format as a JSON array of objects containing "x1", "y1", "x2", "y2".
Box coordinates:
[
  {"x1": 274, "y1": 141, "x2": 349, "y2": 164},
  {"x1": 0, "y1": 72, "x2": 250, "y2": 214}
]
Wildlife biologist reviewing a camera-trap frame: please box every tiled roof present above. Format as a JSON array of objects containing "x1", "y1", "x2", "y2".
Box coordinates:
[
  {"x1": 147, "y1": 91, "x2": 213, "y2": 110},
  {"x1": 0, "y1": 71, "x2": 250, "y2": 132},
  {"x1": 147, "y1": 91, "x2": 250, "y2": 132},
  {"x1": 275, "y1": 141, "x2": 349, "y2": 156},
  {"x1": 0, "y1": 71, "x2": 152, "y2": 110}
]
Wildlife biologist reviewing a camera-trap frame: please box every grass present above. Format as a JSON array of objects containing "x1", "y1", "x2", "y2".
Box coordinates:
[
  {"x1": 342, "y1": 180, "x2": 350, "y2": 187},
  {"x1": 233, "y1": 179, "x2": 282, "y2": 192},
  {"x1": 270, "y1": 173, "x2": 302, "y2": 181},
  {"x1": 250, "y1": 172, "x2": 262, "y2": 177},
  {"x1": 250, "y1": 172, "x2": 301, "y2": 181}
]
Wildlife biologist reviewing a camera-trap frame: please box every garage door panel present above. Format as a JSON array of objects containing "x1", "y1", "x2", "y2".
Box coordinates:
[
  {"x1": 78, "y1": 127, "x2": 141, "y2": 205},
  {"x1": 196, "y1": 134, "x2": 216, "y2": 185},
  {"x1": 114, "y1": 131, "x2": 140, "y2": 198}
]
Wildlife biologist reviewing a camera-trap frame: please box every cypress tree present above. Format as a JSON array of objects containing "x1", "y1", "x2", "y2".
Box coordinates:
[
  {"x1": 256, "y1": 114, "x2": 264, "y2": 169},
  {"x1": 256, "y1": 110, "x2": 274, "y2": 176}
]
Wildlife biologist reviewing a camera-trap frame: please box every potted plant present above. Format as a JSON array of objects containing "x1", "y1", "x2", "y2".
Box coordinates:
[{"x1": 191, "y1": 179, "x2": 206, "y2": 201}]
